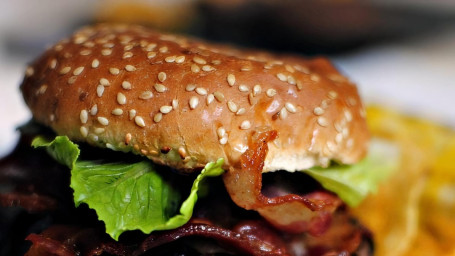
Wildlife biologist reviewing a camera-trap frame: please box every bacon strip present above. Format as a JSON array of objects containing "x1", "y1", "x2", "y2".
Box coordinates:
[
  {"x1": 223, "y1": 129, "x2": 342, "y2": 235},
  {"x1": 137, "y1": 220, "x2": 289, "y2": 256}
]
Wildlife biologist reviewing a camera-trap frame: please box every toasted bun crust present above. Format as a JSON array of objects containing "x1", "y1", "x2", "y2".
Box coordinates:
[{"x1": 21, "y1": 24, "x2": 369, "y2": 172}]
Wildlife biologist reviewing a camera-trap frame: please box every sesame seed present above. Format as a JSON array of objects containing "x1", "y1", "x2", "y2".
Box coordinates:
[
  {"x1": 313, "y1": 107, "x2": 324, "y2": 115},
  {"x1": 101, "y1": 48, "x2": 112, "y2": 56},
  {"x1": 153, "y1": 113, "x2": 162, "y2": 123},
  {"x1": 217, "y1": 127, "x2": 226, "y2": 138},
  {"x1": 159, "y1": 46, "x2": 168, "y2": 53},
  {"x1": 129, "y1": 109, "x2": 136, "y2": 120},
  {"x1": 103, "y1": 42, "x2": 114, "y2": 48},
  {"x1": 287, "y1": 76, "x2": 296, "y2": 85},
  {"x1": 240, "y1": 120, "x2": 251, "y2": 130},
  {"x1": 178, "y1": 147, "x2": 187, "y2": 158},
  {"x1": 196, "y1": 87, "x2": 207, "y2": 95},
  {"x1": 227, "y1": 101, "x2": 238, "y2": 113},
  {"x1": 91, "y1": 59, "x2": 100, "y2": 68},
  {"x1": 158, "y1": 72, "x2": 167, "y2": 82},
  {"x1": 335, "y1": 133, "x2": 343, "y2": 144},
  {"x1": 294, "y1": 65, "x2": 310, "y2": 74},
  {"x1": 241, "y1": 66, "x2": 252, "y2": 71},
  {"x1": 84, "y1": 41, "x2": 95, "y2": 48},
  {"x1": 96, "y1": 85, "x2": 104, "y2": 97},
  {"x1": 342, "y1": 127, "x2": 349, "y2": 138},
  {"x1": 147, "y1": 52, "x2": 157, "y2": 59},
  {"x1": 296, "y1": 81, "x2": 303, "y2": 90},
  {"x1": 90, "y1": 104, "x2": 98, "y2": 115},
  {"x1": 49, "y1": 59, "x2": 57, "y2": 69},
  {"x1": 154, "y1": 83, "x2": 167, "y2": 93},
  {"x1": 123, "y1": 52, "x2": 133, "y2": 59},
  {"x1": 334, "y1": 123, "x2": 343, "y2": 133},
  {"x1": 328, "y1": 91, "x2": 338, "y2": 99},
  {"x1": 280, "y1": 108, "x2": 288, "y2": 120},
  {"x1": 67, "y1": 76, "x2": 77, "y2": 85},
  {"x1": 94, "y1": 128, "x2": 105, "y2": 134},
  {"x1": 80, "y1": 126, "x2": 88, "y2": 137},
  {"x1": 124, "y1": 44, "x2": 133, "y2": 51},
  {"x1": 74, "y1": 35, "x2": 87, "y2": 44},
  {"x1": 88, "y1": 134, "x2": 99, "y2": 142},
  {"x1": 54, "y1": 44, "x2": 63, "y2": 51},
  {"x1": 266, "y1": 89, "x2": 277, "y2": 97},
  {"x1": 227, "y1": 74, "x2": 235, "y2": 86},
  {"x1": 285, "y1": 65, "x2": 295, "y2": 73},
  {"x1": 139, "y1": 91, "x2": 153, "y2": 100},
  {"x1": 112, "y1": 108, "x2": 123, "y2": 115},
  {"x1": 248, "y1": 93, "x2": 257, "y2": 105},
  {"x1": 276, "y1": 73, "x2": 287, "y2": 82},
  {"x1": 109, "y1": 68, "x2": 120, "y2": 75},
  {"x1": 317, "y1": 116, "x2": 329, "y2": 127},
  {"x1": 202, "y1": 65, "x2": 215, "y2": 71},
  {"x1": 117, "y1": 92, "x2": 127, "y2": 104},
  {"x1": 285, "y1": 102, "x2": 297, "y2": 113},
  {"x1": 191, "y1": 64, "x2": 200, "y2": 73},
  {"x1": 189, "y1": 96, "x2": 199, "y2": 109},
  {"x1": 236, "y1": 108, "x2": 246, "y2": 115},
  {"x1": 214, "y1": 91, "x2": 225, "y2": 102},
  {"x1": 145, "y1": 43, "x2": 156, "y2": 51},
  {"x1": 212, "y1": 60, "x2": 221, "y2": 65},
  {"x1": 238, "y1": 84, "x2": 249, "y2": 92},
  {"x1": 125, "y1": 65, "x2": 136, "y2": 72},
  {"x1": 125, "y1": 133, "x2": 132, "y2": 144},
  {"x1": 160, "y1": 105, "x2": 173, "y2": 114},
  {"x1": 219, "y1": 136, "x2": 228, "y2": 145},
  {"x1": 80, "y1": 49, "x2": 91, "y2": 56},
  {"x1": 36, "y1": 84, "x2": 47, "y2": 95},
  {"x1": 165, "y1": 56, "x2": 176, "y2": 63},
  {"x1": 207, "y1": 94, "x2": 214, "y2": 105},
  {"x1": 172, "y1": 99, "x2": 179, "y2": 109},
  {"x1": 97, "y1": 117, "x2": 109, "y2": 126},
  {"x1": 59, "y1": 66, "x2": 71, "y2": 75},
  {"x1": 321, "y1": 99, "x2": 329, "y2": 109},
  {"x1": 348, "y1": 97, "x2": 357, "y2": 106},
  {"x1": 175, "y1": 55, "x2": 185, "y2": 63},
  {"x1": 310, "y1": 74, "x2": 320, "y2": 82},
  {"x1": 135, "y1": 116, "x2": 146, "y2": 127},
  {"x1": 122, "y1": 81, "x2": 132, "y2": 90},
  {"x1": 80, "y1": 110, "x2": 88, "y2": 124},
  {"x1": 193, "y1": 56, "x2": 206, "y2": 65},
  {"x1": 253, "y1": 85, "x2": 262, "y2": 96},
  {"x1": 344, "y1": 110, "x2": 353, "y2": 122},
  {"x1": 186, "y1": 84, "x2": 196, "y2": 91},
  {"x1": 73, "y1": 66, "x2": 84, "y2": 76},
  {"x1": 328, "y1": 74, "x2": 346, "y2": 83}
]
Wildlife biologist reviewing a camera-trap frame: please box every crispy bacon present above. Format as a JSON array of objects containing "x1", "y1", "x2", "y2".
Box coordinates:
[
  {"x1": 137, "y1": 220, "x2": 289, "y2": 256},
  {"x1": 25, "y1": 226, "x2": 128, "y2": 256},
  {"x1": 223, "y1": 128, "x2": 342, "y2": 235}
]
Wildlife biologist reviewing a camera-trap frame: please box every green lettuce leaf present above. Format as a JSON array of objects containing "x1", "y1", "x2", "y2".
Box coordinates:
[
  {"x1": 302, "y1": 139, "x2": 399, "y2": 207},
  {"x1": 32, "y1": 136, "x2": 224, "y2": 240}
]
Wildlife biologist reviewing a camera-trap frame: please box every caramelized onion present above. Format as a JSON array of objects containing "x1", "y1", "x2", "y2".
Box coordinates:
[{"x1": 223, "y1": 128, "x2": 342, "y2": 235}]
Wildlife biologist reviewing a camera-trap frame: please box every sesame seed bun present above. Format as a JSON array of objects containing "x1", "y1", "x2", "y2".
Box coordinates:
[{"x1": 20, "y1": 24, "x2": 369, "y2": 172}]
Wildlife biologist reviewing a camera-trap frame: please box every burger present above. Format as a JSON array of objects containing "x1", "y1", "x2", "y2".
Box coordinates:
[{"x1": 0, "y1": 24, "x2": 396, "y2": 255}]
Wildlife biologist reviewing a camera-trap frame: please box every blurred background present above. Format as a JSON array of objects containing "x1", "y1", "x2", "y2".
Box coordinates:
[{"x1": 0, "y1": 0, "x2": 455, "y2": 255}]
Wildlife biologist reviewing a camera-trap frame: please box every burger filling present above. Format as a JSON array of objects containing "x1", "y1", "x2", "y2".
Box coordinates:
[{"x1": 0, "y1": 123, "x2": 397, "y2": 255}]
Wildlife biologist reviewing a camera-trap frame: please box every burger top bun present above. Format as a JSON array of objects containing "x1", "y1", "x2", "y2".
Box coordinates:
[{"x1": 20, "y1": 24, "x2": 369, "y2": 172}]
